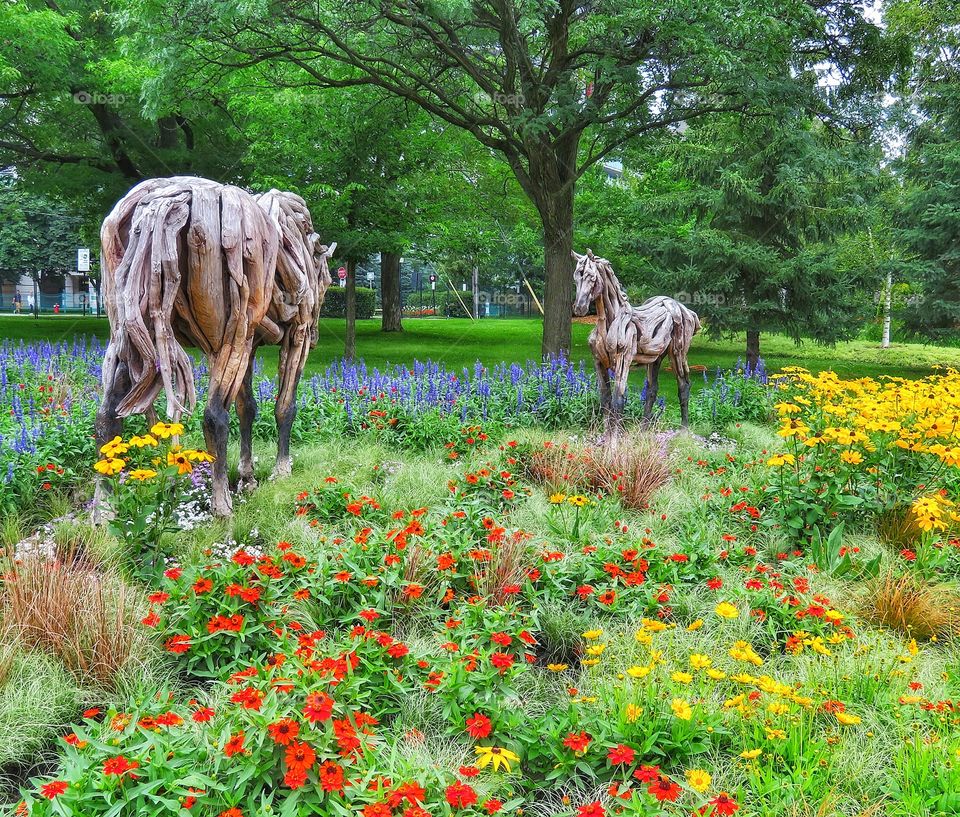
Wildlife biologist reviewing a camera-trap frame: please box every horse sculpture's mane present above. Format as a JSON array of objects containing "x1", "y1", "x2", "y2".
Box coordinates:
[{"x1": 595, "y1": 257, "x2": 630, "y2": 309}]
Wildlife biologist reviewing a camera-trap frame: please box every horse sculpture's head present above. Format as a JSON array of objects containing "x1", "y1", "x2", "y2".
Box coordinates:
[
  {"x1": 313, "y1": 239, "x2": 337, "y2": 293},
  {"x1": 571, "y1": 248, "x2": 603, "y2": 316}
]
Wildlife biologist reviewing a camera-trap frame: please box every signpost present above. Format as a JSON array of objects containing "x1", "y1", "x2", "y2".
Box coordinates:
[{"x1": 77, "y1": 248, "x2": 90, "y2": 272}]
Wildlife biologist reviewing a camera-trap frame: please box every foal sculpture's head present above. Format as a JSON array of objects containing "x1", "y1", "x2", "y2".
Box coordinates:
[{"x1": 571, "y1": 249, "x2": 603, "y2": 316}]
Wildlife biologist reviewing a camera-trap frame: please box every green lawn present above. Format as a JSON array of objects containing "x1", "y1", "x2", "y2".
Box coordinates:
[{"x1": 1, "y1": 314, "x2": 956, "y2": 385}]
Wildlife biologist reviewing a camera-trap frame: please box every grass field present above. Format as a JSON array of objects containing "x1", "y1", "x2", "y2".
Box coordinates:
[{"x1": 1, "y1": 314, "x2": 956, "y2": 385}]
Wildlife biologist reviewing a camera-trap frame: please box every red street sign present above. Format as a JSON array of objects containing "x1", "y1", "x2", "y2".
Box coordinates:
[{"x1": 337, "y1": 267, "x2": 347, "y2": 280}]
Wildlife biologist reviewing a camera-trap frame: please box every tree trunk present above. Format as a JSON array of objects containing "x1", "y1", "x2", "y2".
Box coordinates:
[
  {"x1": 746, "y1": 329, "x2": 761, "y2": 371},
  {"x1": 472, "y1": 265, "x2": 480, "y2": 319},
  {"x1": 881, "y1": 268, "x2": 892, "y2": 348},
  {"x1": 538, "y1": 184, "x2": 575, "y2": 359},
  {"x1": 380, "y1": 251, "x2": 403, "y2": 332},
  {"x1": 345, "y1": 258, "x2": 357, "y2": 361}
]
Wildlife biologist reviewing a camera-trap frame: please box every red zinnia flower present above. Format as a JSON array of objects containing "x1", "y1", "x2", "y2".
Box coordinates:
[
  {"x1": 192, "y1": 707, "x2": 214, "y2": 723},
  {"x1": 577, "y1": 803, "x2": 605, "y2": 817},
  {"x1": 648, "y1": 776, "x2": 682, "y2": 802},
  {"x1": 607, "y1": 744, "x2": 635, "y2": 765},
  {"x1": 490, "y1": 652, "x2": 514, "y2": 673},
  {"x1": 633, "y1": 764, "x2": 660, "y2": 783},
  {"x1": 268, "y1": 718, "x2": 300, "y2": 745},
  {"x1": 700, "y1": 793, "x2": 740, "y2": 816},
  {"x1": 446, "y1": 782, "x2": 477, "y2": 809},
  {"x1": 303, "y1": 691, "x2": 334, "y2": 723},
  {"x1": 465, "y1": 713, "x2": 492, "y2": 739},
  {"x1": 563, "y1": 731, "x2": 592, "y2": 753},
  {"x1": 40, "y1": 780, "x2": 68, "y2": 799},
  {"x1": 223, "y1": 732, "x2": 246, "y2": 758},
  {"x1": 164, "y1": 634, "x2": 191, "y2": 654},
  {"x1": 318, "y1": 760, "x2": 346, "y2": 792},
  {"x1": 103, "y1": 755, "x2": 139, "y2": 777},
  {"x1": 284, "y1": 740, "x2": 316, "y2": 773}
]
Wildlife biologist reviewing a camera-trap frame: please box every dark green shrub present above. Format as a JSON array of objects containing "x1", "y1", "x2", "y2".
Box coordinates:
[{"x1": 319, "y1": 286, "x2": 375, "y2": 318}]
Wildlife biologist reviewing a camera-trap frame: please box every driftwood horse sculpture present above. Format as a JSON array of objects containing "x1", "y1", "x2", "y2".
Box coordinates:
[
  {"x1": 96, "y1": 176, "x2": 335, "y2": 516},
  {"x1": 572, "y1": 249, "x2": 700, "y2": 434}
]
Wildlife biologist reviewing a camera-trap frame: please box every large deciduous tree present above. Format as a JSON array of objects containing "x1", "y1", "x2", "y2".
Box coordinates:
[
  {"x1": 131, "y1": 0, "x2": 881, "y2": 356},
  {"x1": 0, "y1": 177, "x2": 81, "y2": 291},
  {"x1": 0, "y1": 0, "x2": 244, "y2": 222}
]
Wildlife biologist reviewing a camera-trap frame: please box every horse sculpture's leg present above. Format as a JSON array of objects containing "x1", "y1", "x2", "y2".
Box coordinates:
[
  {"x1": 671, "y1": 352, "x2": 692, "y2": 427},
  {"x1": 92, "y1": 359, "x2": 131, "y2": 523},
  {"x1": 589, "y1": 332, "x2": 614, "y2": 438},
  {"x1": 643, "y1": 356, "x2": 662, "y2": 424},
  {"x1": 203, "y1": 360, "x2": 234, "y2": 517},
  {"x1": 273, "y1": 328, "x2": 309, "y2": 479},
  {"x1": 610, "y1": 353, "x2": 632, "y2": 438},
  {"x1": 236, "y1": 358, "x2": 257, "y2": 492}
]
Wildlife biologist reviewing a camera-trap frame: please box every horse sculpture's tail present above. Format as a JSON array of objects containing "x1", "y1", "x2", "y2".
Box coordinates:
[{"x1": 100, "y1": 179, "x2": 197, "y2": 420}]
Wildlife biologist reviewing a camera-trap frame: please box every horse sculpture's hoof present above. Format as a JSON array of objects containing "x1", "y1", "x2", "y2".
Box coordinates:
[
  {"x1": 211, "y1": 490, "x2": 233, "y2": 518},
  {"x1": 272, "y1": 458, "x2": 293, "y2": 480}
]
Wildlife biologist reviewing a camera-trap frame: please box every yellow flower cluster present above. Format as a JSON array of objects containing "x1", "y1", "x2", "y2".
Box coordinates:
[
  {"x1": 911, "y1": 494, "x2": 958, "y2": 533},
  {"x1": 771, "y1": 368, "x2": 960, "y2": 532},
  {"x1": 93, "y1": 423, "x2": 214, "y2": 478},
  {"x1": 775, "y1": 367, "x2": 960, "y2": 467}
]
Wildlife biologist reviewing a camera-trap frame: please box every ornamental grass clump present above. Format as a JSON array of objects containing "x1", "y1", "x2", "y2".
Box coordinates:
[
  {"x1": 1, "y1": 554, "x2": 149, "y2": 689},
  {"x1": 857, "y1": 571, "x2": 960, "y2": 641},
  {"x1": 594, "y1": 432, "x2": 673, "y2": 511}
]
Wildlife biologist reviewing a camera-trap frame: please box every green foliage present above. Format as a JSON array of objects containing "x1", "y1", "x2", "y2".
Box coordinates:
[
  {"x1": 0, "y1": 0, "x2": 244, "y2": 228},
  {"x1": 0, "y1": 178, "x2": 82, "y2": 284},
  {"x1": 319, "y1": 286, "x2": 376, "y2": 319},
  {"x1": 646, "y1": 111, "x2": 884, "y2": 360}
]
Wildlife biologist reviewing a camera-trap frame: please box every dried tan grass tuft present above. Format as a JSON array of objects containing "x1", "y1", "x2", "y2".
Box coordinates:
[
  {"x1": 593, "y1": 433, "x2": 673, "y2": 511},
  {"x1": 523, "y1": 432, "x2": 672, "y2": 511},
  {"x1": 0, "y1": 553, "x2": 148, "y2": 689},
  {"x1": 858, "y1": 570, "x2": 960, "y2": 641}
]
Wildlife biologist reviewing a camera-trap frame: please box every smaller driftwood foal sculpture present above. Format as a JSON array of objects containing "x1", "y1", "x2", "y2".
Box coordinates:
[
  {"x1": 96, "y1": 176, "x2": 335, "y2": 516},
  {"x1": 572, "y1": 249, "x2": 700, "y2": 434}
]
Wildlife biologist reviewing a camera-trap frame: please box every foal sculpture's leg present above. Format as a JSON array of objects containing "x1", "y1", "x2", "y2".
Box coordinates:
[
  {"x1": 678, "y1": 368, "x2": 692, "y2": 427},
  {"x1": 93, "y1": 360, "x2": 131, "y2": 523},
  {"x1": 643, "y1": 356, "x2": 662, "y2": 423},
  {"x1": 203, "y1": 364, "x2": 233, "y2": 517},
  {"x1": 236, "y1": 358, "x2": 257, "y2": 492},
  {"x1": 672, "y1": 352, "x2": 692, "y2": 427}
]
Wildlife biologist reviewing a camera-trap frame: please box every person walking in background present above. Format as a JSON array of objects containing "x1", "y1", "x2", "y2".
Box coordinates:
[
  {"x1": 27, "y1": 293, "x2": 34, "y2": 315},
  {"x1": 13, "y1": 293, "x2": 21, "y2": 314}
]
